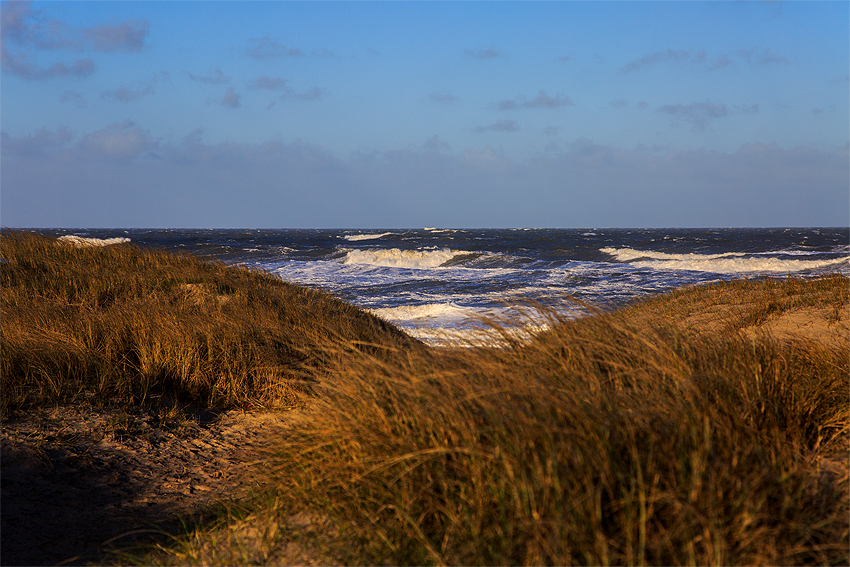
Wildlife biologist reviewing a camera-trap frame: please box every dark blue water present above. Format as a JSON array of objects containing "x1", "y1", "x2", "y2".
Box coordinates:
[{"x1": 38, "y1": 228, "x2": 850, "y2": 344}]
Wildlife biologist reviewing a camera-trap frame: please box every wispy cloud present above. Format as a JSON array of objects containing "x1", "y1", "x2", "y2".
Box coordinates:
[
  {"x1": 250, "y1": 76, "x2": 288, "y2": 91},
  {"x1": 101, "y1": 75, "x2": 159, "y2": 103},
  {"x1": 465, "y1": 46, "x2": 503, "y2": 60},
  {"x1": 621, "y1": 49, "x2": 690, "y2": 72},
  {"x1": 0, "y1": 1, "x2": 148, "y2": 79},
  {"x1": 657, "y1": 101, "x2": 758, "y2": 131},
  {"x1": 736, "y1": 48, "x2": 789, "y2": 66},
  {"x1": 525, "y1": 91, "x2": 573, "y2": 109},
  {"x1": 249, "y1": 77, "x2": 323, "y2": 101},
  {"x1": 497, "y1": 91, "x2": 574, "y2": 110},
  {"x1": 83, "y1": 20, "x2": 149, "y2": 53},
  {"x1": 243, "y1": 36, "x2": 302, "y2": 59},
  {"x1": 474, "y1": 119, "x2": 519, "y2": 133},
  {"x1": 621, "y1": 48, "x2": 788, "y2": 72},
  {"x1": 59, "y1": 89, "x2": 86, "y2": 108},
  {"x1": 187, "y1": 67, "x2": 229, "y2": 85},
  {"x1": 290, "y1": 87, "x2": 324, "y2": 101},
  {"x1": 2, "y1": 54, "x2": 94, "y2": 80}
]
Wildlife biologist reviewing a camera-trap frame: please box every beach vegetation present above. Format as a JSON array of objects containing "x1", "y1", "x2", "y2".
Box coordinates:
[
  {"x1": 1, "y1": 229, "x2": 417, "y2": 416},
  {"x1": 2, "y1": 229, "x2": 847, "y2": 565}
]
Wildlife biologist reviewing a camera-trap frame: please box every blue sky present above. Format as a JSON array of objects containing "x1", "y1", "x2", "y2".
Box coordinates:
[{"x1": 1, "y1": 1, "x2": 848, "y2": 228}]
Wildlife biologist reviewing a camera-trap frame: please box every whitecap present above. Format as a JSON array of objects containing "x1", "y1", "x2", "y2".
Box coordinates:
[
  {"x1": 601, "y1": 247, "x2": 746, "y2": 262},
  {"x1": 57, "y1": 235, "x2": 131, "y2": 248},
  {"x1": 370, "y1": 303, "x2": 550, "y2": 347},
  {"x1": 601, "y1": 247, "x2": 849, "y2": 274},
  {"x1": 342, "y1": 232, "x2": 396, "y2": 241},
  {"x1": 341, "y1": 247, "x2": 465, "y2": 269}
]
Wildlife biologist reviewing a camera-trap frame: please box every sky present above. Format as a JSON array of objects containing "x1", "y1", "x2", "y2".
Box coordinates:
[{"x1": 1, "y1": 1, "x2": 848, "y2": 228}]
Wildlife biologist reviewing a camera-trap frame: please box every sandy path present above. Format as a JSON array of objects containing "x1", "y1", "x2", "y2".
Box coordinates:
[{"x1": 1, "y1": 405, "x2": 293, "y2": 566}]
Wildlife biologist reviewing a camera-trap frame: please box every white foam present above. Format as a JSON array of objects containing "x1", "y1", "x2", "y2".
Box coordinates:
[
  {"x1": 601, "y1": 247, "x2": 849, "y2": 274},
  {"x1": 342, "y1": 247, "x2": 463, "y2": 269},
  {"x1": 370, "y1": 303, "x2": 479, "y2": 326},
  {"x1": 343, "y1": 232, "x2": 396, "y2": 241},
  {"x1": 370, "y1": 302, "x2": 556, "y2": 347},
  {"x1": 601, "y1": 247, "x2": 746, "y2": 262},
  {"x1": 57, "y1": 235, "x2": 131, "y2": 248}
]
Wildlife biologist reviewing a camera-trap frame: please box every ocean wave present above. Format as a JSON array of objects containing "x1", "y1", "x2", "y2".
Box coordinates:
[
  {"x1": 601, "y1": 247, "x2": 746, "y2": 262},
  {"x1": 371, "y1": 303, "x2": 550, "y2": 346},
  {"x1": 342, "y1": 232, "x2": 397, "y2": 241},
  {"x1": 601, "y1": 247, "x2": 849, "y2": 274},
  {"x1": 341, "y1": 248, "x2": 469, "y2": 269},
  {"x1": 57, "y1": 235, "x2": 131, "y2": 248},
  {"x1": 370, "y1": 303, "x2": 479, "y2": 326}
]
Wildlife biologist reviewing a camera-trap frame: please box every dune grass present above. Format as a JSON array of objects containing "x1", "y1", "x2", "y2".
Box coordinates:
[
  {"x1": 138, "y1": 278, "x2": 848, "y2": 566},
  {"x1": 2, "y1": 229, "x2": 847, "y2": 565},
  {"x1": 1, "y1": 229, "x2": 417, "y2": 415}
]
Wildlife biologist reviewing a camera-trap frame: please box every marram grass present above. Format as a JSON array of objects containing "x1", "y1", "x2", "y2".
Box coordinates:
[
  {"x1": 1, "y1": 229, "x2": 417, "y2": 414},
  {"x1": 2, "y1": 229, "x2": 847, "y2": 565},
  {"x1": 257, "y1": 298, "x2": 847, "y2": 566}
]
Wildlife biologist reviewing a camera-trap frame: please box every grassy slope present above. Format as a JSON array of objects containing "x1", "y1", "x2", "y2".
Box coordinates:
[
  {"x1": 2, "y1": 230, "x2": 847, "y2": 565},
  {"x1": 144, "y1": 279, "x2": 848, "y2": 566},
  {"x1": 1, "y1": 230, "x2": 418, "y2": 414}
]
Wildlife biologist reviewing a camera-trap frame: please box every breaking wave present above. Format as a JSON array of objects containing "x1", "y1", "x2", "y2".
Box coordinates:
[
  {"x1": 342, "y1": 232, "x2": 397, "y2": 241},
  {"x1": 341, "y1": 248, "x2": 472, "y2": 269},
  {"x1": 370, "y1": 303, "x2": 479, "y2": 326},
  {"x1": 58, "y1": 235, "x2": 131, "y2": 248},
  {"x1": 370, "y1": 302, "x2": 548, "y2": 346},
  {"x1": 601, "y1": 247, "x2": 849, "y2": 274}
]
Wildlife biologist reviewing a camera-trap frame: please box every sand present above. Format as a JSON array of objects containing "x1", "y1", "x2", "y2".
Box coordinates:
[{"x1": 1, "y1": 405, "x2": 296, "y2": 566}]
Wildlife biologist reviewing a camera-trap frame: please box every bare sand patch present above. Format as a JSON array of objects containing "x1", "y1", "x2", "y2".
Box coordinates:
[
  {"x1": 678, "y1": 302, "x2": 848, "y2": 348},
  {"x1": 1, "y1": 405, "x2": 295, "y2": 566},
  {"x1": 751, "y1": 305, "x2": 849, "y2": 347}
]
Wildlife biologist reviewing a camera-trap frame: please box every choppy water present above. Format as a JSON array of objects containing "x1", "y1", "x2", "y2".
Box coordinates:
[{"x1": 39, "y1": 228, "x2": 850, "y2": 345}]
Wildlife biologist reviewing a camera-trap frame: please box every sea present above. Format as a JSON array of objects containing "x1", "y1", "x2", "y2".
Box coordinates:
[{"x1": 38, "y1": 228, "x2": 850, "y2": 346}]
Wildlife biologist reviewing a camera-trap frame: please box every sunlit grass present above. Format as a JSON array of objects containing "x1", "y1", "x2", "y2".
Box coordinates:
[
  {"x1": 3, "y1": 229, "x2": 847, "y2": 565},
  {"x1": 1, "y1": 229, "x2": 417, "y2": 415},
  {"x1": 137, "y1": 277, "x2": 848, "y2": 566}
]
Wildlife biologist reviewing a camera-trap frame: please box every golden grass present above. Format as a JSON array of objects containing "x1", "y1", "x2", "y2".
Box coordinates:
[
  {"x1": 3, "y1": 229, "x2": 847, "y2": 565},
  {"x1": 1, "y1": 229, "x2": 418, "y2": 415},
  {"x1": 251, "y1": 294, "x2": 847, "y2": 565},
  {"x1": 137, "y1": 278, "x2": 848, "y2": 566}
]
